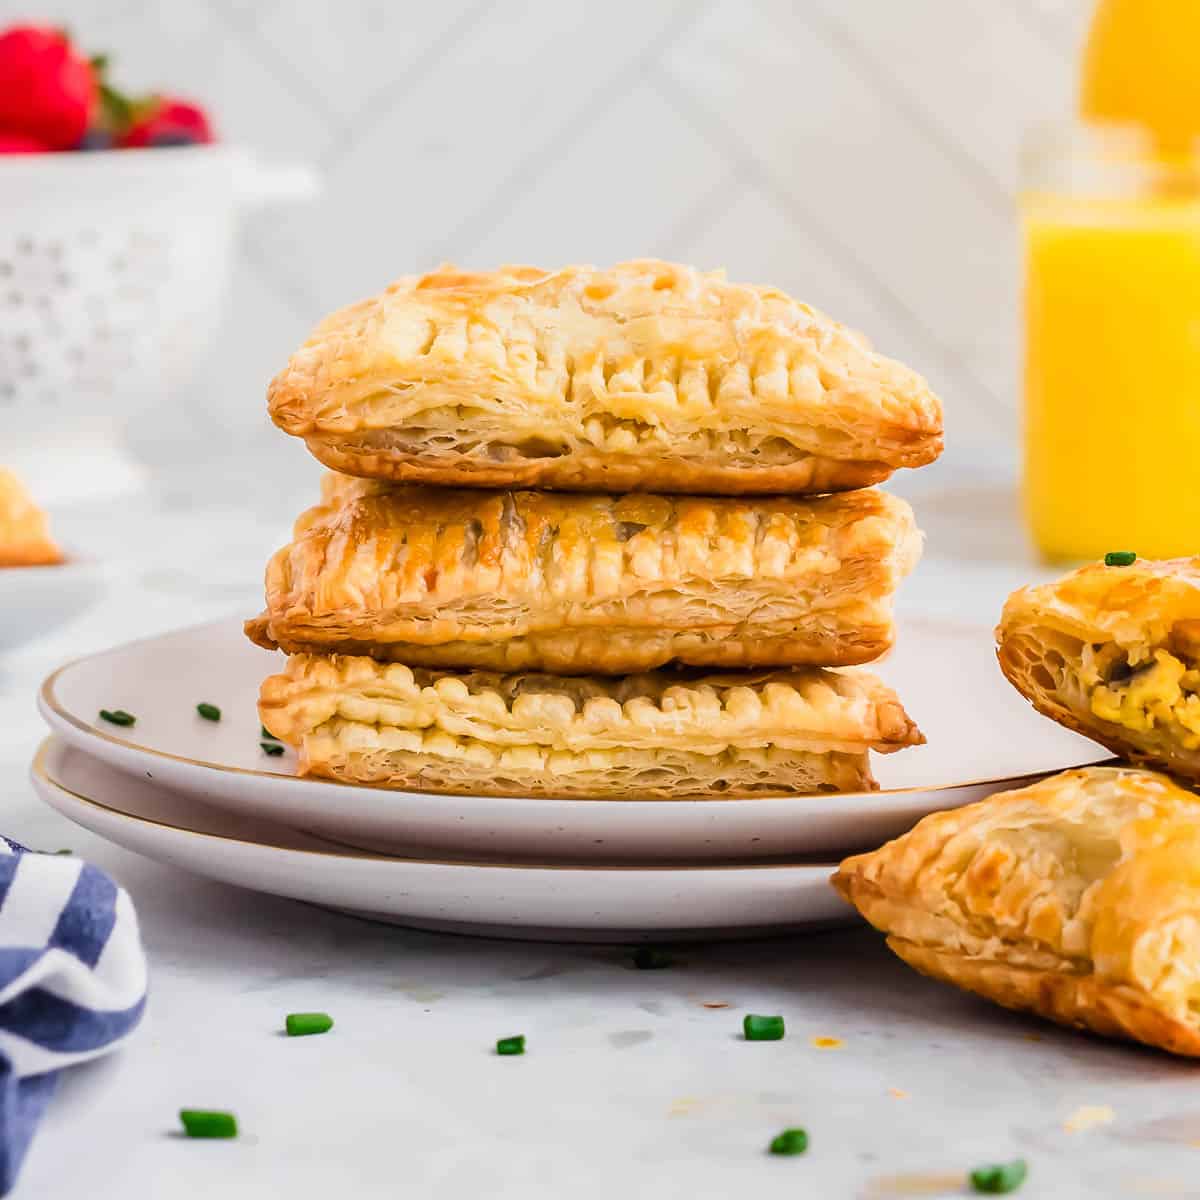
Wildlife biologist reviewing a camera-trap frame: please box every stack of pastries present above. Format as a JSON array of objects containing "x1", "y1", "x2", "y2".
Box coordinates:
[{"x1": 249, "y1": 261, "x2": 944, "y2": 799}]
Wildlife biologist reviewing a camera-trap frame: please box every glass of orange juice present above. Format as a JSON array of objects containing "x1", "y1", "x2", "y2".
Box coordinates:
[{"x1": 1021, "y1": 123, "x2": 1200, "y2": 561}]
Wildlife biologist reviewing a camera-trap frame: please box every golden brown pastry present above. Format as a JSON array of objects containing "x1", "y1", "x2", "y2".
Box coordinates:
[
  {"x1": 997, "y1": 556, "x2": 1200, "y2": 781},
  {"x1": 834, "y1": 766, "x2": 1200, "y2": 1057},
  {"x1": 267, "y1": 260, "x2": 943, "y2": 494},
  {"x1": 260, "y1": 654, "x2": 923, "y2": 798},
  {"x1": 246, "y1": 482, "x2": 921, "y2": 674},
  {"x1": 0, "y1": 469, "x2": 61, "y2": 567}
]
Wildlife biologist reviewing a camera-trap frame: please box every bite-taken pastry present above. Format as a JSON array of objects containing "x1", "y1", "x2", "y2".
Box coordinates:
[
  {"x1": 259, "y1": 654, "x2": 923, "y2": 798},
  {"x1": 0, "y1": 469, "x2": 61, "y2": 567},
  {"x1": 246, "y1": 480, "x2": 921, "y2": 674},
  {"x1": 997, "y1": 555, "x2": 1200, "y2": 781},
  {"x1": 267, "y1": 260, "x2": 944, "y2": 495},
  {"x1": 834, "y1": 766, "x2": 1200, "y2": 1057}
]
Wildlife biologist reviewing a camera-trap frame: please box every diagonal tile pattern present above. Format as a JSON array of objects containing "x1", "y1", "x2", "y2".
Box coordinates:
[{"x1": 3, "y1": 0, "x2": 1088, "y2": 457}]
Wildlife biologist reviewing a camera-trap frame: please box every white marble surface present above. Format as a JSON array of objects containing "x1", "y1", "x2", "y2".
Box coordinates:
[{"x1": 2, "y1": 458, "x2": 1194, "y2": 1200}]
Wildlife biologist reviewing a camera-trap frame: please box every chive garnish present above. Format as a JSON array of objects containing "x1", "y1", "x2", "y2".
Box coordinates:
[
  {"x1": 743, "y1": 1013, "x2": 786, "y2": 1041},
  {"x1": 179, "y1": 1109, "x2": 238, "y2": 1139},
  {"x1": 261, "y1": 742, "x2": 285, "y2": 757},
  {"x1": 768, "y1": 1128, "x2": 808, "y2": 1156},
  {"x1": 54, "y1": 849, "x2": 72, "y2": 856},
  {"x1": 970, "y1": 1160, "x2": 1027, "y2": 1194},
  {"x1": 496, "y1": 1035, "x2": 526, "y2": 1056},
  {"x1": 99, "y1": 709, "x2": 135, "y2": 727},
  {"x1": 1104, "y1": 551, "x2": 1136, "y2": 567},
  {"x1": 285, "y1": 1012, "x2": 333, "y2": 1037},
  {"x1": 633, "y1": 946, "x2": 673, "y2": 970},
  {"x1": 261, "y1": 725, "x2": 280, "y2": 741},
  {"x1": 196, "y1": 702, "x2": 221, "y2": 722}
]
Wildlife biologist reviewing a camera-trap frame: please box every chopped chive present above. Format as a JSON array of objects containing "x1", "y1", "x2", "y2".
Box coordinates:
[
  {"x1": 1104, "y1": 551, "x2": 1136, "y2": 567},
  {"x1": 54, "y1": 849, "x2": 72, "y2": 856},
  {"x1": 179, "y1": 1109, "x2": 238, "y2": 1139},
  {"x1": 99, "y1": 709, "x2": 135, "y2": 727},
  {"x1": 970, "y1": 1160, "x2": 1027, "y2": 1194},
  {"x1": 261, "y1": 725, "x2": 280, "y2": 741},
  {"x1": 496, "y1": 1035, "x2": 525, "y2": 1056},
  {"x1": 260, "y1": 741, "x2": 285, "y2": 757},
  {"x1": 285, "y1": 1011, "x2": 333, "y2": 1037},
  {"x1": 768, "y1": 1128, "x2": 809, "y2": 1156},
  {"x1": 196, "y1": 702, "x2": 221, "y2": 722},
  {"x1": 632, "y1": 946, "x2": 673, "y2": 970},
  {"x1": 743, "y1": 1013, "x2": 786, "y2": 1041}
]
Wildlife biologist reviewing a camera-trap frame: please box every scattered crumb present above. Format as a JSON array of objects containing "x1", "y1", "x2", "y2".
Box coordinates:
[
  {"x1": 701, "y1": 1001, "x2": 730, "y2": 1009},
  {"x1": 1064, "y1": 1104, "x2": 1116, "y2": 1133},
  {"x1": 888, "y1": 1088, "x2": 908, "y2": 1099},
  {"x1": 1123, "y1": 1177, "x2": 1189, "y2": 1196},
  {"x1": 865, "y1": 1171, "x2": 966, "y2": 1196},
  {"x1": 811, "y1": 1036, "x2": 843, "y2": 1049},
  {"x1": 668, "y1": 1097, "x2": 704, "y2": 1117},
  {"x1": 1190, "y1": 1140, "x2": 1200, "y2": 1150}
]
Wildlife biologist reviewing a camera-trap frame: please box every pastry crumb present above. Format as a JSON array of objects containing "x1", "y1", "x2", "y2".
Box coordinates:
[
  {"x1": 865, "y1": 1171, "x2": 966, "y2": 1196},
  {"x1": 888, "y1": 1087, "x2": 908, "y2": 1099},
  {"x1": 701, "y1": 1001, "x2": 730, "y2": 1009},
  {"x1": 811, "y1": 1035, "x2": 843, "y2": 1049},
  {"x1": 1064, "y1": 1104, "x2": 1115, "y2": 1133}
]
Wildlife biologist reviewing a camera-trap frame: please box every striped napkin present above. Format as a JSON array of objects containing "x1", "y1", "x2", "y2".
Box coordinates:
[{"x1": 0, "y1": 837, "x2": 146, "y2": 1194}]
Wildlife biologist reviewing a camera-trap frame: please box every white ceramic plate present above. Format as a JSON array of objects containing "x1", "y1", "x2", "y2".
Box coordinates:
[
  {"x1": 36, "y1": 618, "x2": 1107, "y2": 861},
  {"x1": 32, "y1": 738, "x2": 846, "y2": 942},
  {"x1": 1, "y1": 553, "x2": 104, "y2": 652}
]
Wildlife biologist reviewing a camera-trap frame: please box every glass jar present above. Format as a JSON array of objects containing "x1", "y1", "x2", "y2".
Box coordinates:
[{"x1": 1021, "y1": 123, "x2": 1200, "y2": 561}]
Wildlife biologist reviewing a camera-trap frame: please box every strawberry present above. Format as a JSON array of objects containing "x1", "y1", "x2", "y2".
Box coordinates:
[
  {"x1": 0, "y1": 130, "x2": 50, "y2": 153},
  {"x1": 0, "y1": 25, "x2": 96, "y2": 149},
  {"x1": 119, "y1": 97, "x2": 213, "y2": 148}
]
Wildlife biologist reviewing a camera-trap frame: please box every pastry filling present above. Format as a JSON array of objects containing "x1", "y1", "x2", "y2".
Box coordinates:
[
  {"x1": 1086, "y1": 645, "x2": 1200, "y2": 748},
  {"x1": 300, "y1": 717, "x2": 872, "y2": 794},
  {"x1": 351, "y1": 422, "x2": 829, "y2": 467}
]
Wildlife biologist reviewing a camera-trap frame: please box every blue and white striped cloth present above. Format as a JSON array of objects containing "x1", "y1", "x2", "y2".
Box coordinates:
[{"x1": 0, "y1": 837, "x2": 146, "y2": 1194}]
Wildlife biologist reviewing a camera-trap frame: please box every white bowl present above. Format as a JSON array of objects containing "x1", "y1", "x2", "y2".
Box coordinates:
[
  {"x1": 1, "y1": 553, "x2": 105, "y2": 652},
  {"x1": 1, "y1": 146, "x2": 316, "y2": 485}
]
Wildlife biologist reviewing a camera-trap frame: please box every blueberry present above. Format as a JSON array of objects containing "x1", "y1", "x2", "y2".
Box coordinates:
[
  {"x1": 78, "y1": 129, "x2": 114, "y2": 150},
  {"x1": 148, "y1": 131, "x2": 200, "y2": 147}
]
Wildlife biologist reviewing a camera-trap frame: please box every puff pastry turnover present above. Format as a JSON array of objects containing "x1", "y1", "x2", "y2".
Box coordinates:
[
  {"x1": 246, "y1": 481, "x2": 920, "y2": 674},
  {"x1": 267, "y1": 260, "x2": 943, "y2": 494},
  {"x1": 834, "y1": 766, "x2": 1200, "y2": 1057},
  {"x1": 260, "y1": 654, "x2": 923, "y2": 798},
  {"x1": 998, "y1": 557, "x2": 1200, "y2": 781},
  {"x1": 0, "y1": 469, "x2": 61, "y2": 567}
]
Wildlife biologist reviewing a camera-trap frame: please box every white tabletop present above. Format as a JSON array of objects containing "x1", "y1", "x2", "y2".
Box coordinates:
[{"x1": 1, "y1": 458, "x2": 1190, "y2": 1200}]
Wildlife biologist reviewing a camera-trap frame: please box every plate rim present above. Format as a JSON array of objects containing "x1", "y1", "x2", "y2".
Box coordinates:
[
  {"x1": 32, "y1": 738, "x2": 842, "y2": 877},
  {"x1": 37, "y1": 615, "x2": 1096, "y2": 806}
]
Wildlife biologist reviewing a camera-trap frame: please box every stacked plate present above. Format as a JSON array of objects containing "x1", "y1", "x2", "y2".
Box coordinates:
[{"x1": 32, "y1": 617, "x2": 1105, "y2": 942}]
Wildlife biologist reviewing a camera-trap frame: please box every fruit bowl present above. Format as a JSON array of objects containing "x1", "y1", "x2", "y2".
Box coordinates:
[{"x1": 1, "y1": 145, "x2": 316, "y2": 498}]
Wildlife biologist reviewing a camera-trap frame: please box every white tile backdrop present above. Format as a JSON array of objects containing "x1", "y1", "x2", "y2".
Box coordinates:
[{"x1": 2, "y1": 0, "x2": 1094, "y2": 478}]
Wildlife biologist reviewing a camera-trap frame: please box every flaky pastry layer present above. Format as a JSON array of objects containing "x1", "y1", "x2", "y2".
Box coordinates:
[
  {"x1": 259, "y1": 654, "x2": 923, "y2": 798},
  {"x1": 246, "y1": 481, "x2": 920, "y2": 673},
  {"x1": 997, "y1": 557, "x2": 1200, "y2": 781},
  {"x1": 267, "y1": 260, "x2": 943, "y2": 494},
  {"x1": 0, "y1": 469, "x2": 61, "y2": 567},
  {"x1": 834, "y1": 766, "x2": 1200, "y2": 1056}
]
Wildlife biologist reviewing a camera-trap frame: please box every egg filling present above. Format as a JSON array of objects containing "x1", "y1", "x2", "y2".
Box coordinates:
[{"x1": 1087, "y1": 646, "x2": 1200, "y2": 749}]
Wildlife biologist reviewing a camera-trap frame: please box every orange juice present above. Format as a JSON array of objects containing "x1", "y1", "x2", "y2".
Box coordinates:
[
  {"x1": 1082, "y1": 0, "x2": 1200, "y2": 154},
  {"x1": 1023, "y1": 184, "x2": 1200, "y2": 560},
  {"x1": 1022, "y1": 0, "x2": 1200, "y2": 560}
]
